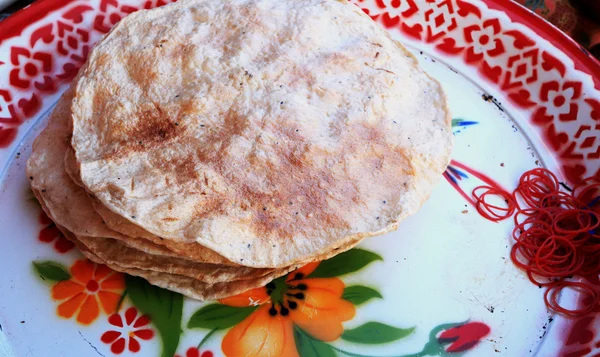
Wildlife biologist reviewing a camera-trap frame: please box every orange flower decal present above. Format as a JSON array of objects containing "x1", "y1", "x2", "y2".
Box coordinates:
[
  {"x1": 51, "y1": 259, "x2": 125, "y2": 325},
  {"x1": 219, "y1": 262, "x2": 355, "y2": 357}
]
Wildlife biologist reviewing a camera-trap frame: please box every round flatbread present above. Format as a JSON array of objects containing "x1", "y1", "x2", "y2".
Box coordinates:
[
  {"x1": 27, "y1": 88, "x2": 235, "y2": 265},
  {"x1": 71, "y1": 0, "x2": 452, "y2": 267}
]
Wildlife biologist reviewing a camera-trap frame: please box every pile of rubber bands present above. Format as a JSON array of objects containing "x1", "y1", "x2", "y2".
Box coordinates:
[{"x1": 472, "y1": 168, "x2": 600, "y2": 316}]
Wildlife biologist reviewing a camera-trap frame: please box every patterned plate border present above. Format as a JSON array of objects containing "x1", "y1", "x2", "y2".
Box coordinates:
[{"x1": 0, "y1": 0, "x2": 599, "y2": 355}]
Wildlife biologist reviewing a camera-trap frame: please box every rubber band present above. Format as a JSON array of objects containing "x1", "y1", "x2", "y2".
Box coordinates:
[
  {"x1": 472, "y1": 185, "x2": 516, "y2": 221},
  {"x1": 473, "y1": 169, "x2": 600, "y2": 316}
]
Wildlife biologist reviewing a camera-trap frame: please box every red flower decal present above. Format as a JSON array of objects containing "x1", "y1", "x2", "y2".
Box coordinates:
[
  {"x1": 424, "y1": 1, "x2": 458, "y2": 43},
  {"x1": 372, "y1": 0, "x2": 419, "y2": 28},
  {"x1": 534, "y1": 80, "x2": 582, "y2": 123},
  {"x1": 38, "y1": 211, "x2": 74, "y2": 253},
  {"x1": 143, "y1": 0, "x2": 176, "y2": 10},
  {"x1": 463, "y1": 18, "x2": 505, "y2": 62},
  {"x1": 503, "y1": 48, "x2": 539, "y2": 92},
  {"x1": 56, "y1": 21, "x2": 90, "y2": 61},
  {"x1": 174, "y1": 347, "x2": 214, "y2": 357},
  {"x1": 93, "y1": 0, "x2": 138, "y2": 34},
  {"x1": 438, "y1": 321, "x2": 491, "y2": 352},
  {"x1": 9, "y1": 46, "x2": 54, "y2": 91},
  {"x1": 101, "y1": 307, "x2": 154, "y2": 354}
]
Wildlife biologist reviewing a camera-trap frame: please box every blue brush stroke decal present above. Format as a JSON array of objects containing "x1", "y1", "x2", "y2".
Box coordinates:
[
  {"x1": 447, "y1": 166, "x2": 468, "y2": 180},
  {"x1": 452, "y1": 118, "x2": 479, "y2": 135},
  {"x1": 444, "y1": 171, "x2": 458, "y2": 185}
]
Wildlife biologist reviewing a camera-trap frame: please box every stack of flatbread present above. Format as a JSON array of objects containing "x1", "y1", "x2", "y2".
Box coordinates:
[{"x1": 26, "y1": 0, "x2": 453, "y2": 300}]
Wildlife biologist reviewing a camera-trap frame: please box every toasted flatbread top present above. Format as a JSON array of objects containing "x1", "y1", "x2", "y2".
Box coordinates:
[{"x1": 71, "y1": 0, "x2": 452, "y2": 267}]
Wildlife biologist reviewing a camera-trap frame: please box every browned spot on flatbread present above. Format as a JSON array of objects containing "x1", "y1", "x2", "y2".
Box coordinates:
[
  {"x1": 326, "y1": 52, "x2": 352, "y2": 67},
  {"x1": 228, "y1": 117, "x2": 351, "y2": 240},
  {"x1": 105, "y1": 105, "x2": 180, "y2": 160},
  {"x1": 352, "y1": 122, "x2": 387, "y2": 144},
  {"x1": 248, "y1": 121, "x2": 410, "y2": 240},
  {"x1": 156, "y1": 39, "x2": 168, "y2": 48},
  {"x1": 237, "y1": 4, "x2": 268, "y2": 32},
  {"x1": 193, "y1": 196, "x2": 226, "y2": 221},
  {"x1": 254, "y1": 40, "x2": 284, "y2": 66},
  {"x1": 196, "y1": 108, "x2": 250, "y2": 163},
  {"x1": 104, "y1": 183, "x2": 126, "y2": 201},
  {"x1": 150, "y1": 154, "x2": 200, "y2": 186},
  {"x1": 170, "y1": 43, "x2": 193, "y2": 60},
  {"x1": 289, "y1": 65, "x2": 316, "y2": 88},
  {"x1": 92, "y1": 53, "x2": 111, "y2": 70},
  {"x1": 124, "y1": 52, "x2": 159, "y2": 91},
  {"x1": 135, "y1": 106, "x2": 179, "y2": 143},
  {"x1": 246, "y1": 143, "x2": 348, "y2": 239}
]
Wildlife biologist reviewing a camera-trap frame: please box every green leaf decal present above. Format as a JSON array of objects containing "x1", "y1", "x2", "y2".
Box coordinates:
[
  {"x1": 342, "y1": 286, "x2": 383, "y2": 305},
  {"x1": 32, "y1": 261, "x2": 70, "y2": 282},
  {"x1": 342, "y1": 322, "x2": 415, "y2": 344},
  {"x1": 126, "y1": 275, "x2": 183, "y2": 357},
  {"x1": 295, "y1": 327, "x2": 337, "y2": 357},
  {"x1": 309, "y1": 249, "x2": 382, "y2": 278},
  {"x1": 187, "y1": 304, "x2": 258, "y2": 330}
]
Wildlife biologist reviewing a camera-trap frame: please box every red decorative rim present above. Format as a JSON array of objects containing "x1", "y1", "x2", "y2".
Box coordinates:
[
  {"x1": 483, "y1": 0, "x2": 600, "y2": 89},
  {"x1": 0, "y1": 0, "x2": 70, "y2": 45},
  {"x1": 4, "y1": 0, "x2": 599, "y2": 86}
]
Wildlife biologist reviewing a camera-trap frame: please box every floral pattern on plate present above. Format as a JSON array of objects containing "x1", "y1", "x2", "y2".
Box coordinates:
[{"x1": 2, "y1": 0, "x2": 600, "y2": 356}]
